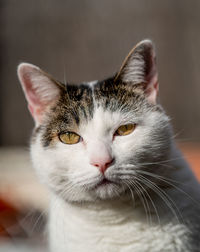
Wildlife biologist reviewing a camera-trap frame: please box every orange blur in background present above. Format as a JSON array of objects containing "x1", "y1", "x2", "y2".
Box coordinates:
[{"x1": 180, "y1": 143, "x2": 200, "y2": 180}]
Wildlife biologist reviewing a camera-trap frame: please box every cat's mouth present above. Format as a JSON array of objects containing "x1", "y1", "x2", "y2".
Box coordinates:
[
  {"x1": 93, "y1": 178, "x2": 115, "y2": 189},
  {"x1": 88, "y1": 177, "x2": 125, "y2": 199}
]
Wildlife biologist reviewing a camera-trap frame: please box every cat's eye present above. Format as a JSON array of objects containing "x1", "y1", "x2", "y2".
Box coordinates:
[
  {"x1": 59, "y1": 132, "x2": 81, "y2": 144},
  {"x1": 115, "y1": 124, "x2": 136, "y2": 136}
]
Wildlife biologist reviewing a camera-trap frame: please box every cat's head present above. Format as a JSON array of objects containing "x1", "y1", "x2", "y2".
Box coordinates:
[{"x1": 18, "y1": 40, "x2": 171, "y2": 202}]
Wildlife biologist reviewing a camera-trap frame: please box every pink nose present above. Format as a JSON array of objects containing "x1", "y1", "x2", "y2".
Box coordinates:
[{"x1": 90, "y1": 157, "x2": 114, "y2": 174}]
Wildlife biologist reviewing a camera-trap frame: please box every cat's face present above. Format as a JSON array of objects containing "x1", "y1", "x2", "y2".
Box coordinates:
[{"x1": 18, "y1": 40, "x2": 171, "y2": 202}]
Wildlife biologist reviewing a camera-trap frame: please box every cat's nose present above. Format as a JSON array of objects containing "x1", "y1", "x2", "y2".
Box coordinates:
[{"x1": 90, "y1": 157, "x2": 114, "y2": 174}]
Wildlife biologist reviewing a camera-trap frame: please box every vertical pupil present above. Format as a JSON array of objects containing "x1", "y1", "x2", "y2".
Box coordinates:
[
  {"x1": 123, "y1": 125, "x2": 127, "y2": 132},
  {"x1": 68, "y1": 133, "x2": 72, "y2": 141},
  {"x1": 59, "y1": 132, "x2": 80, "y2": 144}
]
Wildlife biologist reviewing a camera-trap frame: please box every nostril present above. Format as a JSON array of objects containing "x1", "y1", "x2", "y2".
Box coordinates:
[
  {"x1": 90, "y1": 158, "x2": 115, "y2": 174},
  {"x1": 105, "y1": 158, "x2": 114, "y2": 168}
]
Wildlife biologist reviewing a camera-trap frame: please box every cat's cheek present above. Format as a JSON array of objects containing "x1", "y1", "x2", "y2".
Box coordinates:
[
  {"x1": 48, "y1": 142, "x2": 99, "y2": 181},
  {"x1": 55, "y1": 141, "x2": 88, "y2": 165},
  {"x1": 30, "y1": 140, "x2": 55, "y2": 185},
  {"x1": 113, "y1": 133, "x2": 138, "y2": 159},
  {"x1": 30, "y1": 139, "x2": 91, "y2": 202}
]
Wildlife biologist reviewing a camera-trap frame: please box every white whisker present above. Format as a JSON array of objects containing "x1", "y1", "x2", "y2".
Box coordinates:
[{"x1": 136, "y1": 174, "x2": 183, "y2": 224}]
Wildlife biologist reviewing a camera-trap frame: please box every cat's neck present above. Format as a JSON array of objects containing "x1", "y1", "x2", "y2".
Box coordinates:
[
  {"x1": 48, "y1": 193, "x2": 149, "y2": 251},
  {"x1": 49, "y1": 193, "x2": 142, "y2": 226},
  {"x1": 48, "y1": 189, "x2": 188, "y2": 252}
]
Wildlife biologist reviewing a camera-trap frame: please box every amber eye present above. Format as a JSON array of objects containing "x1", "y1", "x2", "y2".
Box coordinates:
[
  {"x1": 115, "y1": 124, "x2": 136, "y2": 136},
  {"x1": 59, "y1": 132, "x2": 81, "y2": 144}
]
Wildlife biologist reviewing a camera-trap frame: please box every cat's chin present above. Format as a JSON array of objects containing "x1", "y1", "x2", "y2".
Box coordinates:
[
  {"x1": 54, "y1": 181, "x2": 126, "y2": 203},
  {"x1": 91, "y1": 181, "x2": 126, "y2": 200}
]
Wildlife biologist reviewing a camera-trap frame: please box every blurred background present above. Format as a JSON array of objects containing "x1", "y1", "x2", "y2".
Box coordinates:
[{"x1": 0, "y1": 0, "x2": 200, "y2": 251}]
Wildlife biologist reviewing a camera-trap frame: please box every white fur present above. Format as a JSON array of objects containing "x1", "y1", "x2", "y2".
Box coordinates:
[
  {"x1": 30, "y1": 106, "x2": 200, "y2": 252},
  {"x1": 49, "y1": 195, "x2": 189, "y2": 252},
  {"x1": 86, "y1": 80, "x2": 98, "y2": 87}
]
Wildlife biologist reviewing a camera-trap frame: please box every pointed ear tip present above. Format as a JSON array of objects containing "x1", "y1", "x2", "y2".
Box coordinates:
[
  {"x1": 139, "y1": 39, "x2": 153, "y2": 45},
  {"x1": 17, "y1": 62, "x2": 40, "y2": 76},
  {"x1": 136, "y1": 39, "x2": 155, "y2": 51}
]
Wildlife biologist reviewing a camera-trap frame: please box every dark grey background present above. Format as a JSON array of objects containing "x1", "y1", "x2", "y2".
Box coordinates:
[{"x1": 1, "y1": 0, "x2": 200, "y2": 146}]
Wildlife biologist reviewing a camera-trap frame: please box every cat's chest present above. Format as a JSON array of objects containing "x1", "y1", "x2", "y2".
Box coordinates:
[
  {"x1": 55, "y1": 219, "x2": 187, "y2": 252},
  {"x1": 49, "y1": 197, "x2": 189, "y2": 252}
]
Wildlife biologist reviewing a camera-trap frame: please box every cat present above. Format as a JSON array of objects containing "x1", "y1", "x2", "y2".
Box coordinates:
[{"x1": 17, "y1": 39, "x2": 200, "y2": 252}]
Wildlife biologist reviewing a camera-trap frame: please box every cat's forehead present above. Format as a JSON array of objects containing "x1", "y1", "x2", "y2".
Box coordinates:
[
  {"x1": 41, "y1": 78, "x2": 148, "y2": 146},
  {"x1": 57, "y1": 78, "x2": 147, "y2": 126},
  {"x1": 93, "y1": 77, "x2": 145, "y2": 111},
  {"x1": 79, "y1": 106, "x2": 122, "y2": 137},
  {"x1": 58, "y1": 77, "x2": 146, "y2": 124}
]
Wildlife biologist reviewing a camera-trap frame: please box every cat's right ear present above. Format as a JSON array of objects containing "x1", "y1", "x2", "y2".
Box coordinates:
[
  {"x1": 17, "y1": 63, "x2": 63, "y2": 126},
  {"x1": 115, "y1": 40, "x2": 158, "y2": 104}
]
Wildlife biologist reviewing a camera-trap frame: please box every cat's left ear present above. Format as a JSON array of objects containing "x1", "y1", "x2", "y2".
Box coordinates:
[
  {"x1": 115, "y1": 39, "x2": 158, "y2": 104},
  {"x1": 17, "y1": 63, "x2": 64, "y2": 126}
]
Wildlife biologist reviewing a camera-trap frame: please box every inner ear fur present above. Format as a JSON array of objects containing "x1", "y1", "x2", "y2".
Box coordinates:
[
  {"x1": 115, "y1": 39, "x2": 159, "y2": 104},
  {"x1": 17, "y1": 63, "x2": 65, "y2": 125}
]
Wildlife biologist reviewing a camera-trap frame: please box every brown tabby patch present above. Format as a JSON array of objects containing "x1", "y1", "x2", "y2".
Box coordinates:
[{"x1": 36, "y1": 77, "x2": 155, "y2": 147}]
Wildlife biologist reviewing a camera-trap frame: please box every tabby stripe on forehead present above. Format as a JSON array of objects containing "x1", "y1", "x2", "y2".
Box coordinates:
[
  {"x1": 71, "y1": 110, "x2": 80, "y2": 125},
  {"x1": 79, "y1": 105, "x2": 88, "y2": 120}
]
